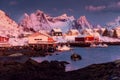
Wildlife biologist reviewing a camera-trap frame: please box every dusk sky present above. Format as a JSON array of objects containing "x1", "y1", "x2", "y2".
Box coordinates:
[{"x1": 0, "y1": 0, "x2": 120, "y2": 26}]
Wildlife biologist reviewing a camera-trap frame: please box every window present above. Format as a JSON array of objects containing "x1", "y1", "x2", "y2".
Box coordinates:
[{"x1": 34, "y1": 39, "x2": 42, "y2": 40}]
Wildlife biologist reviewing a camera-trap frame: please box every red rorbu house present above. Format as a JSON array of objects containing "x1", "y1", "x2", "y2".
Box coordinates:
[
  {"x1": 0, "y1": 36, "x2": 9, "y2": 47},
  {"x1": 75, "y1": 35, "x2": 99, "y2": 43},
  {"x1": 0, "y1": 36, "x2": 9, "y2": 43}
]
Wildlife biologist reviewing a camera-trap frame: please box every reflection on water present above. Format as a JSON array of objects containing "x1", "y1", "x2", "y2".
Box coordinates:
[{"x1": 32, "y1": 46, "x2": 120, "y2": 71}]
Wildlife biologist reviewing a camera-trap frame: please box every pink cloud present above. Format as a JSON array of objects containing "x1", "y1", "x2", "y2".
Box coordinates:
[
  {"x1": 9, "y1": 1, "x2": 18, "y2": 6},
  {"x1": 85, "y1": 5, "x2": 106, "y2": 12}
]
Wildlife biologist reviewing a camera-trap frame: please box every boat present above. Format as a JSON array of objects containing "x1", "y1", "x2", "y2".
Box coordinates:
[
  {"x1": 57, "y1": 45, "x2": 71, "y2": 51},
  {"x1": 90, "y1": 43, "x2": 108, "y2": 48},
  {"x1": 102, "y1": 44, "x2": 108, "y2": 47}
]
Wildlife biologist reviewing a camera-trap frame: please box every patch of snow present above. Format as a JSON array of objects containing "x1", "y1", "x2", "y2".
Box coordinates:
[
  {"x1": 100, "y1": 36, "x2": 120, "y2": 42},
  {"x1": 9, "y1": 38, "x2": 28, "y2": 46},
  {"x1": 77, "y1": 16, "x2": 92, "y2": 29},
  {"x1": 52, "y1": 36, "x2": 67, "y2": 43}
]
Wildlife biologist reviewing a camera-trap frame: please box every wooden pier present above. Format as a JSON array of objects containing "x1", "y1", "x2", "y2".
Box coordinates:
[{"x1": 69, "y1": 41, "x2": 120, "y2": 47}]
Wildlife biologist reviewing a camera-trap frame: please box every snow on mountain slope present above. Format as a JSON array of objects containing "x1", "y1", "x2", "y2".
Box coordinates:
[
  {"x1": 106, "y1": 16, "x2": 120, "y2": 28},
  {"x1": 100, "y1": 36, "x2": 120, "y2": 42},
  {"x1": 76, "y1": 16, "x2": 93, "y2": 29},
  {"x1": 0, "y1": 10, "x2": 22, "y2": 37},
  {"x1": 20, "y1": 10, "x2": 75, "y2": 33}
]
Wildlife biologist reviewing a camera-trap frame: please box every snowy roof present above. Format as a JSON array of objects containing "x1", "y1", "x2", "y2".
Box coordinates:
[
  {"x1": 114, "y1": 26, "x2": 120, "y2": 30},
  {"x1": 77, "y1": 34, "x2": 91, "y2": 37},
  {"x1": 52, "y1": 28, "x2": 62, "y2": 32},
  {"x1": 29, "y1": 32, "x2": 51, "y2": 37},
  {"x1": 69, "y1": 29, "x2": 79, "y2": 33}
]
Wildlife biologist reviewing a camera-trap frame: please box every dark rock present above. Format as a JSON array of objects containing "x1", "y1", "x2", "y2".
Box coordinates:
[
  {"x1": 71, "y1": 53, "x2": 82, "y2": 61},
  {"x1": 0, "y1": 57, "x2": 120, "y2": 80}
]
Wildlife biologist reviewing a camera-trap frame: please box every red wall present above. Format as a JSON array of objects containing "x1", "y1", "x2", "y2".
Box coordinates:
[
  {"x1": 75, "y1": 37, "x2": 85, "y2": 42},
  {"x1": 0, "y1": 37, "x2": 9, "y2": 42},
  {"x1": 75, "y1": 36, "x2": 95, "y2": 42},
  {"x1": 85, "y1": 37, "x2": 94, "y2": 41}
]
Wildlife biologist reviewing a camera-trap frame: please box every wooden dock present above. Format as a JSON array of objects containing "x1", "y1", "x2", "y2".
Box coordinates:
[{"x1": 69, "y1": 41, "x2": 120, "y2": 47}]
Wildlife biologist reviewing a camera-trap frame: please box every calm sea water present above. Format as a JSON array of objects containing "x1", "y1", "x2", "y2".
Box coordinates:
[{"x1": 32, "y1": 46, "x2": 120, "y2": 71}]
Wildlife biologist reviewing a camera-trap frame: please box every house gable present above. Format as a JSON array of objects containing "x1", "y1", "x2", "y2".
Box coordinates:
[
  {"x1": 67, "y1": 29, "x2": 79, "y2": 35},
  {"x1": 28, "y1": 32, "x2": 55, "y2": 44},
  {"x1": 51, "y1": 28, "x2": 62, "y2": 36}
]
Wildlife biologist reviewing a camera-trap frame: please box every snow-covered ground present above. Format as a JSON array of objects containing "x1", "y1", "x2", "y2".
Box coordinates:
[
  {"x1": 8, "y1": 38, "x2": 28, "y2": 46},
  {"x1": 100, "y1": 36, "x2": 120, "y2": 42}
]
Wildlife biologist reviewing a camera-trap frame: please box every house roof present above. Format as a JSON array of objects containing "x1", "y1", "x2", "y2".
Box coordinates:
[
  {"x1": 77, "y1": 34, "x2": 93, "y2": 38},
  {"x1": 29, "y1": 32, "x2": 51, "y2": 37},
  {"x1": 114, "y1": 26, "x2": 120, "y2": 30},
  {"x1": 69, "y1": 29, "x2": 79, "y2": 33},
  {"x1": 52, "y1": 28, "x2": 62, "y2": 32}
]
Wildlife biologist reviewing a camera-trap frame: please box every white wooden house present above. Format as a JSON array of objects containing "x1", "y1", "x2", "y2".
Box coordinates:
[
  {"x1": 50, "y1": 28, "x2": 62, "y2": 36},
  {"x1": 28, "y1": 32, "x2": 55, "y2": 44}
]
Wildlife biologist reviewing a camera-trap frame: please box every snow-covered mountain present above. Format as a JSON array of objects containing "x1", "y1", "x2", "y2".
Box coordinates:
[
  {"x1": 76, "y1": 16, "x2": 93, "y2": 29},
  {"x1": 102, "y1": 16, "x2": 120, "y2": 38},
  {"x1": 0, "y1": 10, "x2": 22, "y2": 37},
  {"x1": 20, "y1": 10, "x2": 75, "y2": 33},
  {"x1": 106, "y1": 16, "x2": 120, "y2": 28}
]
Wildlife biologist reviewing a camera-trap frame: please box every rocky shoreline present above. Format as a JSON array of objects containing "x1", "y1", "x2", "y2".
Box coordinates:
[
  {"x1": 0, "y1": 56, "x2": 120, "y2": 80},
  {"x1": 70, "y1": 42, "x2": 120, "y2": 47},
  {"x1": 0, "y1": 42, "x2": 120, "y2": 57},
  {"x1": 0, "y1": 43, "x2": 120, "y2": 80}
]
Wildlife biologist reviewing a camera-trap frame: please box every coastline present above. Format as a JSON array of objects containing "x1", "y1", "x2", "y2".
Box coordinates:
[
  {"x1": 69, "y1": 42, "x2": 120, "y2": 47},
  {"x1": 0, "y1": 41, "x2": 120, "y2": 57},
  {"x1": 0, "y1": 57, "x2": 119, "y2": 80},
  {"x1": 0, "y1": 42, "x2": 119, "y2": 80}
]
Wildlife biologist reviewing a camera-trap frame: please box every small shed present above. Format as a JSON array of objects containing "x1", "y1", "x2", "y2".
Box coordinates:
[{"x1": 50, "y1": 28, "x2": 62, "y2": 36}]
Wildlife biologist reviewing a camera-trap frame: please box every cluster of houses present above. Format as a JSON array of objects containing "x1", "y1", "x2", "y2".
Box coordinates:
[{"x1": 0, "y1": 28, "x2": 102, "y2": 47}]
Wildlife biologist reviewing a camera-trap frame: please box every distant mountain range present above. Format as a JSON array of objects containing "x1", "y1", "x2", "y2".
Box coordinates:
[
  {"x1": 0, "y1": 9, "x2": 120, "y2": 38},
  {"x1": 19, "y1": 10, "x2": 92, "y2": 32}
]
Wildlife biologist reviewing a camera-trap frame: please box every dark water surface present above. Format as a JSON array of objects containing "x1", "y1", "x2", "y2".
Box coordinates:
[{"x1": 32, "y1": 46, "x2": 120, "y2": 71}]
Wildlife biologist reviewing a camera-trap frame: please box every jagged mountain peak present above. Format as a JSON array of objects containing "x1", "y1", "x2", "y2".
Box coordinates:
[
  {"x1": 24, "y1": 13, "x2": 29, "y2": 17},
  {"x1": 35, "y1": 10, "x2": 46, "y2": 17},
  {"x1": 0, "y1": 10, "x2": 5, "y2": 15},
  {"x1": 20, "y1": 10, "x2": 75, "y2": 32},
  {"x1": 77, "y1": 16, "x2": 92, "y2": 29},
  {"x1": 0, "y1": 10, "x2": 22, "y2": 37},
  {"x1": 56, "y1": 13, "x2": 74, "y2": 20},
  {"x1": 59, "y1": 13, "x2": 67, "y2": 18},
  {"x1": 79, "y1": 16, "x2": 86, "y2": 20},
  {"x1": 61, "y1": 13, "x2": 67, "y2": 16},
  {"x1": 0, "y1": 10, "x2": 18, "y2": 28},
  {"x1": 36, "y1": 10, "x2": 43, "y2": 14}
]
